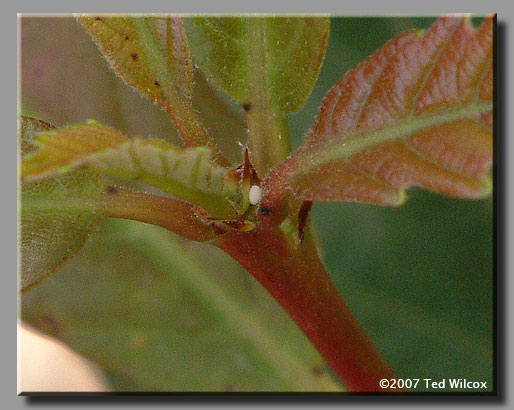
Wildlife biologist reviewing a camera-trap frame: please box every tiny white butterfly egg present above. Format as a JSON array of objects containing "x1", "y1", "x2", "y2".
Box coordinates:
[{"x1": 249, "y1": 185, "x2": 262, "y2": 206}]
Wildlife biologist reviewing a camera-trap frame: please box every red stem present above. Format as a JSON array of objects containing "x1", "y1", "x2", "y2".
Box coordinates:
[
  {"x1": 216, "y1": 228, "x2": 397, "y2": 392},
  {"x1": 100, "y1": 186, "x2": 397, "y2": 391},
  {"x1": 99, "y1": 186, "x2": 215, "y2": 242}
]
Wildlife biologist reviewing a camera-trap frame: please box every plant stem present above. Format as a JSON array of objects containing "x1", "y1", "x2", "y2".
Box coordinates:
[
  {"x1": 216, "y1": 228, "x2": 398, "y2": 392},
  {"x1": 99, "y1": 187, "x2": 397, "y2": 391},
  {"x1": 99, "y1": 186, "x2": 215, "y2": 242}
]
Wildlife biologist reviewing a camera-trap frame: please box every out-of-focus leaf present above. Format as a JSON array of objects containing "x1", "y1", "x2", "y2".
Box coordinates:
[
  {"x1": 21, "y1": 218, "x2": 342, "y2": 392},
  {"x1": 20, "y1": 17, "x2": 183, "y2": 145},
  {"x1": 261, "y1": 16, "x2": 493, "y2": 219},
  {"x1": 77, "y1": 15, "x2": 226, "y2": 163},
  {"x1": 22, "y1": 121, "x2": 237, "y2": 219},
  {"x1": 312, "y1": 192, "x2": 493, "y2": 392},
  {"x1": 185, "y1": 16, "x2": 330, "y2": 113},
  {"x1": 19, "y1": 117, "x2": 106, "y2": 293}
]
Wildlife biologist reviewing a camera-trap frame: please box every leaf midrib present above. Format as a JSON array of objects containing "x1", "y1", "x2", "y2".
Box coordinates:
[
  {"x1": 245, "y1": 18, "x2": 292, "y2": 176},
  {"x1": 295, "y1": 100, "x2": 492, "y2": 176}
]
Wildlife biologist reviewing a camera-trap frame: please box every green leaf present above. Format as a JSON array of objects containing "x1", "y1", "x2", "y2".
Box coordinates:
[
  {"x1": 19, "y1": 117, "x2": 107, "y2": 293},
  {"x1": 22, "y1": 121, "x2": 238, "y2": 219},
  {"x1": 21, "y1": 219, "x2": 342, "y2": 392},
  {"x1": 77, "y1": 15, "x2": 227, "y2": 163},
  {"x1": 185, "y1": 16, "x2": 330, "y2": 176},
  {"x1": 191, "y1": 68, "x2": 248, "y2": 164},
  {"x1": 185, "y1": 16, "x2": 330, "y2": 113}
]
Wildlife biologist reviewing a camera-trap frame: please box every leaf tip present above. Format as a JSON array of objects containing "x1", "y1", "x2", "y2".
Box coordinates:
[
  {"x1": 393, "y1": 190, "x2": 408, "y2": 207},
  {"x1": 479, "y1": 176, "x2": 493, "y2": 198}
]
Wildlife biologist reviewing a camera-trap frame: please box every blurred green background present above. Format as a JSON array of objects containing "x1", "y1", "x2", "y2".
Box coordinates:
[{"x1": 19, "y1": 16, "x2": 493, "y2": 392}]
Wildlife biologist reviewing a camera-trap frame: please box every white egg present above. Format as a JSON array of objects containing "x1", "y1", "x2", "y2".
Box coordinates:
[{"x1": 249, "y1": 185, "x2": 262, "y2": 206}]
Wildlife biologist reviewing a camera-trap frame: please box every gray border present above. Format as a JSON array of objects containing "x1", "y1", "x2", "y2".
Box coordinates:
[
  {"x1": 10, "y1": 0, "x2": 511, "y2": 13},
  {"x1": 7, "y1": 0, "x2": 513, "y2": 408}
]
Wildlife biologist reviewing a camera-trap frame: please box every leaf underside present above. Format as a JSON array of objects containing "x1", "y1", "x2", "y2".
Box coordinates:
[
  {"x1": 19, "y1": 117, "x2": 106, "y2": 293},
  {"x1": 263, "y1": 16, "x2": 493, "y2": 212},
  {"x1": 77, "y1": 15, "x2": 226, "y2": 163}
]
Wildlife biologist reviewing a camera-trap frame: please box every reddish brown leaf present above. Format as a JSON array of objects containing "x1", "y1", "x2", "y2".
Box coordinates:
[{"x1": 260, "y1": 15, "x2": 493, "y2": 228}]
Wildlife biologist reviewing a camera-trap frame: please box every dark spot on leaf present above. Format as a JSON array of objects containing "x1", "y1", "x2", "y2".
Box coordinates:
[
  {"x1": 95, "y1": 17, "x2": 102, "y2": 21},
  {"x1": 242, "y1": 103, "x2": 251, "y2": 112},
  {"x1": 106, "y1": 185, "x2": 118, "y2": 194},
  {"x1": 131, "y1": 53, "x2": 139, "y2": 61},
  {"x1": 154, "y1": 80, "x2": 161, "y2": 87},
  {"x1": 258, "y1": 206, "x2": 272, "y2": 216},
  {"x1": 311, "y1": 364, "x2": 325, "y2": 377},
  {"x1": 125, "y1": 35, "x2": 130, "y2": 40}
]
